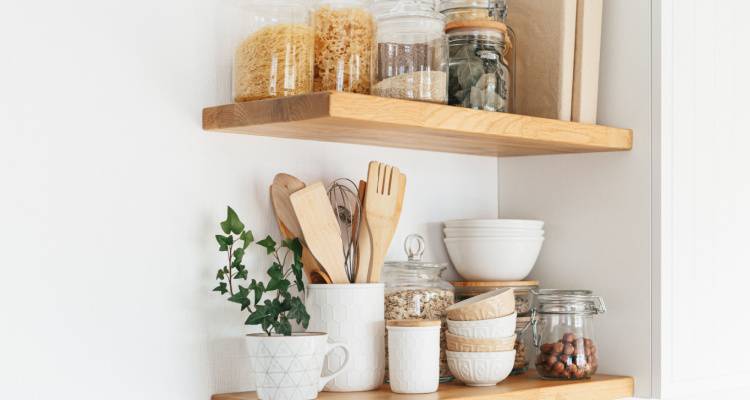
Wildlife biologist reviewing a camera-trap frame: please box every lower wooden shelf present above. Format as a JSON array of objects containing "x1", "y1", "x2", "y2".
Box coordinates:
[{"x1": 211, "y1": 373, "x2": 634, "y2": 400}]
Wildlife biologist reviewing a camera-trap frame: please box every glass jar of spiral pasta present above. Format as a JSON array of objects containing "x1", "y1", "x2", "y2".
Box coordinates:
[
  {"x1": 371, "y1": 1, "x2": 449, "y2": 103},
  {"x1": 231, "y1": 0, "x2": 314, "y2": 102},
  {"x1": 313, "y1": 0, "x2": 375, "y2": 93}
]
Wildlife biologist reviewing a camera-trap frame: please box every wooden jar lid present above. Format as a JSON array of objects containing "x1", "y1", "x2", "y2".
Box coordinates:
[
  {"x1": 445, "y1": 19, "x2": 509, "y2": 33},
  {"x1": 452, "y1": 280, "x2": 540, "y2": 287},
  {"x1": 387, "y1": 319, "x2": 442, "y2": 327}
]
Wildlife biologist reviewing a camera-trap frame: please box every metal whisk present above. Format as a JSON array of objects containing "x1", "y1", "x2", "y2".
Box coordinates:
[{"x1": 327, "y1": 178, "x2": 362, "y2": 283}]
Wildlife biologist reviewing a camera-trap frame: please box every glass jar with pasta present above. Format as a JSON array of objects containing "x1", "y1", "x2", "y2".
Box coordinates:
[
  {"x1": 231, "y1": 0, "x2": 314, "y2": 103},
  {"x1": 313, "y1": 0, "x2": 375, "y2": 93}
]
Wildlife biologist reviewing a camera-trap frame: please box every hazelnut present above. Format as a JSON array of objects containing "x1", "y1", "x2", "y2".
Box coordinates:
[
  {"x1": 546, "y1": 355, "x2": 558, "y2": 367},
  {"x1": 585, "y1": 347, "x2": 592, "y2": 356},
  {"x1": 591, "y1": 345, "x2": 597, "y2": 355},
  {"x1": 567, "y1": 364, "x2": 579, "y2": 374},
  {"x1": 540, "y1": 343, "x2": 553, "y2": 353},
  {"x1": 562, "y1": 332, "x2": 576, "y2": 343},
  {"x1": 560, "y1": 354, "x2": 570, "y2": 365},
  {"x1": 564, "y1": 343, "x2": 575, "y2": 355},
  {"x1": 584, "y1": 338, "x2": 593, "y2": 348},
  {"x1": 575, "y1": 368, "x2": 586, "y2": 379},
  {"x1": 552, "y1": 362, "x2": 565, "y2": 374},
  {"x1": 552, "y1": 342, "x2": 564, "y2": 354}
]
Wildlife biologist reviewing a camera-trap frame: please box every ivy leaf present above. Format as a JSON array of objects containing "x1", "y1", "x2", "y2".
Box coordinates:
[
  {"x1": 266, "y1": 277, "x2": 290, "y2": 292},
  {"x1": 257, "y1": 236, "x2": 277, "y2": 254},
  {"x1": 212, "y1": 282, "x2": 228, "y2": 295},
  {"x1": 288, "y1": 297, "x2": 310, "y2": 329},
  {"x1": 221, "y1": 207, "x2": 245, "y2": 235},
  {"x1": 241, "y1": 230, "x2": 254, "y2": 249},
  {"x1": 276, "y1": 315, "x2": 292, "y2": 336},
  {"x1": 233, "y1": 248, "x2": 245, "y2": 266},
  {"x1": 234, "y1": 268, "x2": 248, "y2": 280},
  {"x1": 216, "y1": 268, "x2": 225, "y2": 280},
  {"x1": 246, "y1": 305, "x2": 267, "y2": 325},
  {"x1": 267, "y1": 263, "x2": 284, "y2": 280},
  {"x1": 249, "y1": 280, "x2": 265, "y2": 305},
  {"x1": 282, "y1": 238, "x2": 302, "y2": 259},
  {"x1": 215, "y1": 235, "x2": 230, "y2": 251},
  {"x1": 228, "y1": 285, "x2": 249, "y2": 304}
]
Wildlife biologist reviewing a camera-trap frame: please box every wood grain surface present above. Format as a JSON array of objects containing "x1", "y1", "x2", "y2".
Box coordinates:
[
  {"x1": 202, "y1": 92, "x2": 633, "y2": 157},
  {"x1": 211, "y1": 373, "x2": 634, "y2": 400}
]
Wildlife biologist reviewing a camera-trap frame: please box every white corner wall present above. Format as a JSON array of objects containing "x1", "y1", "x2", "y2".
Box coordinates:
[
  {"x1": 497, "y1": 0, "x2": 654, "y2": 397},
  {"x1": 0, "y1": 1, "x2": 498, "y2": 398},
  {"x1": 658, "y1": 0, "x2": 750, "y2": 398}
]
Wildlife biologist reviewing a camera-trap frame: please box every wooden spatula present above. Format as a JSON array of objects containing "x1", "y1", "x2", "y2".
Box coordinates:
[
  {"x1": 354, "y1": 180, "x2": 371, "y2": 283},
  {"x1": 365, "y1": 162, "x2": 407, "y2": 283},
  {"x1": 290, "y1": 182, "x2": 350, "y2": 284},
  {"x1": 270, "y1": 174, "x2": 331, "y2": 284}
]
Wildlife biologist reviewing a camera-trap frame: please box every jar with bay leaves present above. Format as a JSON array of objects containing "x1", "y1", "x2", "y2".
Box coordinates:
[
  {"x1": 446, "y1": 20, "x2": 514, "y2": 112},
  {"x1": 383, "y1": 234, "x2": 455, "y2": 381}
]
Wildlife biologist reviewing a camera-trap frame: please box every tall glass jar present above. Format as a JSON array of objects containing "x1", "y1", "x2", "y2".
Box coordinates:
[
  {"x1": 313, "y1": 0, "x2": 375, "y2": 93},
  {"x1": 371, "y1": 1, "x2": 448, "y2": 103},
  {"x1": 439, "y1": 0, "x2": 508, "y2": 23},
  {"x1": 383, "y1": 234, "x2": 455, "y2": 381},
  {"x1": 446, "y1": 21, "x2": 513, "y2": 112},
  {"x1": 531, "y1": 290, "x2": 607, "y2": 380},
  {"x1": 232, "y1": 0, "x2": 314, "y2": 102}
]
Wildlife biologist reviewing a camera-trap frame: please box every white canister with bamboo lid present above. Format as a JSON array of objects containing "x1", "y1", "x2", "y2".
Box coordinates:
[{"x1": 386, "y1": 319, "x2": 441, "y2": 394}]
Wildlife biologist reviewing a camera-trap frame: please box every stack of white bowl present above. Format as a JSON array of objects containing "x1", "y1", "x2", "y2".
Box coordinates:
[
  {"x1": 445, "y1": 288, "x2": 517, "y2": 387},
  {"x1": 443, "y1": 219, "x2": 545, "y2": 281}
]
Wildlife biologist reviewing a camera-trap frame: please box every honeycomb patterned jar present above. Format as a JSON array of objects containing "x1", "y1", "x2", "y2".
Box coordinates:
[{"x1": 386, "y1": 320, "x2": 441, "y2": 394}]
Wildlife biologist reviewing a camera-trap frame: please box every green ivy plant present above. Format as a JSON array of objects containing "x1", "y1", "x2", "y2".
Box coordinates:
[{"x1": 212, "y1": 206, "x2": 310, "y2": 336}]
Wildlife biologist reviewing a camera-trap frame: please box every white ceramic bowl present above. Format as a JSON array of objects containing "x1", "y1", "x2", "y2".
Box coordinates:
[
  {"x1": 444, "y1": 227, "x2": 544, "y2": 238},
  {"x1": 447, "y1": 312, "x2": 517, "y2": 338},
  {"x1": 444, "y1": 219, "x2": 544, "y2": 229},
  {"x1": 446, "y1": 350, "x2": 515, "y2": 387},
  {"x1": 444, "y1": 237, "x2": 544, "y2": 281}
]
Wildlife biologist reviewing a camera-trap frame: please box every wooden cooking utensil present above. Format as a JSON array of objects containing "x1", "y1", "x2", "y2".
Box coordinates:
[
  {"x1": 270, "y1": 174, "x2": 331, "y2": 284},
  {"x1": 290, "y1": 182, "x2": 350, "y2": 284},
  {"x1": 354, "y1": 180, "x2": 370, "y2": 283},
  {"x1": 365, "y1": 161, "x2": 407, "y2": 283}
]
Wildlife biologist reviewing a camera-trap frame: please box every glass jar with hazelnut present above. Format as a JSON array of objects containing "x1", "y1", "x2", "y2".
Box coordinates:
[{"x1": 530, "y1": 289, "x2": 606, "y2": 380}]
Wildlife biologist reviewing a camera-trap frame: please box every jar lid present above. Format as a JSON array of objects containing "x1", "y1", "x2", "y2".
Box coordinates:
[
  {"x1": 387, "y1": 319, "x2": 441, "y2": 327},
  {"x1": 531, "y1": 289, "x2": 607, "y2": 315},
  {"x1": 452, "y1": 280, "x2": 540, "y2": 288},
  {"x1": 439, "y1": 0, "x2": 507, "y2": 12},
  {"x1": 445, "y1": 20, "x2": 508, "y2": 33},
  {"x1": 384, "y1": 234, "x2": 448, "y2": 270},
  {"x1": 372, "y1": 0, "x2": 444, "y2": 21}
]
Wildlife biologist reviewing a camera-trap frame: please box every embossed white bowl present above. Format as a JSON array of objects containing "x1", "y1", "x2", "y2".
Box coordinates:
[
  {"x1": 447, "y1": 312, "x2": 517, "y2": 339},
  {"x1": 446, "y1": 350, "x2": 516, "y2": 387}
]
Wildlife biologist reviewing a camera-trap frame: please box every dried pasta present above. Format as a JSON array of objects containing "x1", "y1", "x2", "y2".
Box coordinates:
[
  {"x1": 233, "y1": 24, "x2": 314, "y2": 102},
  {"x1": 313, "y1": 6, "x2": 374, "y2": 93}
]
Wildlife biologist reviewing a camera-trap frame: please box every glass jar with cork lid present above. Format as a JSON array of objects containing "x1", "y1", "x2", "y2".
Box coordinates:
[{"x1": 383, "y1": 234, "x2": 455, "y2": 381}]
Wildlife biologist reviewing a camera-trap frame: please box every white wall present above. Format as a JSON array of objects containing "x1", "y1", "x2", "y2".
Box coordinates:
[
  {"x1": 658, "y1": 0, "x2": 750, "y2": 398},
  {"x1": 497, "y1": 0, "x2": 654, "y2": 397},
  {"x1": 0, "y1": 1, "x2": 498, "y2": 398}
]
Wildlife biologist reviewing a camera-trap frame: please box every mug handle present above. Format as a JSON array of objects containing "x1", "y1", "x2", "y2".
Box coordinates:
[{"x1": 318, "y1": 341, "x2": 350, "y2": 391}]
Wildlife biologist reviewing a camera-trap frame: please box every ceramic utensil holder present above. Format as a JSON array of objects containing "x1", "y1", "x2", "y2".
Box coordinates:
[
  {"x1": 386, "y1": 321, "x2": 441, "y2": 394},
  {"x1": 306, "y1": 283, "x2": 386, "y2": 392}
]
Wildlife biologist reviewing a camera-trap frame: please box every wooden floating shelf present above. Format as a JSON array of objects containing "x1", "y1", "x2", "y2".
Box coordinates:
[
  {"x1": 202, "y1": 92, "x2": 632, "y2": 157},
  {"x1": 212, "y1": 373, "x2": 634, "y2": 400}
]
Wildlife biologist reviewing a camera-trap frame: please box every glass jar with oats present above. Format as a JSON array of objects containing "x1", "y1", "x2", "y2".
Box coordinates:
[
  {"x1": 313, "y1": 0, "x2": 375, "y2": 93},
  {"x1": 231, "y1": 0, "x2": 314, "y2": 102},
  {"x1": 371, "y1": 1, "x2": 448, "y2": 103},
  {"x1": 383, "y1": 234, "x2": 455, "y2": 382}
]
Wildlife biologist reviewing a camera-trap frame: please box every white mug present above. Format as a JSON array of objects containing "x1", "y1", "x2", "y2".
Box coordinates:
[{"x1": 246, "y1": 332, "x2": 350, "y2": 400}]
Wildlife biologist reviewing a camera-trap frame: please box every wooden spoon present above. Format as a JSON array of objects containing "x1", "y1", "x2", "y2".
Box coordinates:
[
  {"x1": 290, "y1": 182, "x2": 350, "y2": 284},
  {"x1": 270, "y1": 174, "x2": 331, "y2": 284}
]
